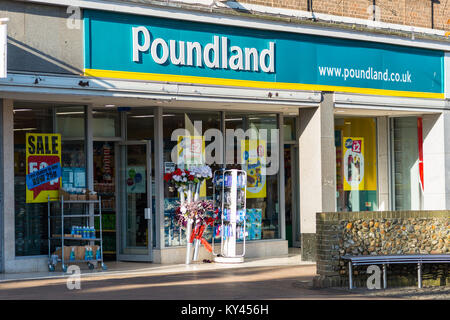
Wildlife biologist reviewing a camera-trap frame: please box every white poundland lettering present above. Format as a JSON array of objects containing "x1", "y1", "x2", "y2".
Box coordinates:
[
  {"x1": 132, "y1": 26, "x2": 275, "y2": 73},
  {"x1": 151, "y1": 37, "x2": 169, "y2": 64},
  {"x1": 132, "y1": 26, "x2": 150, "y2": 62},
  {"x1": 180, "y1": 304, "x2": 216, "y2": 318}
]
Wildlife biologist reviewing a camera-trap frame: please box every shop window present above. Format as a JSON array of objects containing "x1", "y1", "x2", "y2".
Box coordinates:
[
  {"x1": 391, "y1": 117, "x2": 422, "y2": 210},
  {"x1": 127, "y1": 108, "x2": 154, "y2": 141},
  {"x1": 55, "y1": 107, "x2": 86, "y2": 192},
  {"x1": 162, "y1": 111, "x2": 221, "y2": 247},
  {"x1": 283, "y1": 117, "x2": 296, "y2": 142},
  {"x1": 161, "y1": 110, "x2": 280, "y2": 246},
  {"x1": 335, "y1": 117, "x2": 378, "y2": 212},
  {"x1": 14, "y1": 104, "x2": 86, "y2": 256},
  {"x1": 225, "y1": 113, "x2": 280, "y2": 240},
  {"x1": 55, "y1": 107, "x2": 85, "y2": 139},
  {"x1": 92, "y1": 108, "x2": 121, "y2": 138}
]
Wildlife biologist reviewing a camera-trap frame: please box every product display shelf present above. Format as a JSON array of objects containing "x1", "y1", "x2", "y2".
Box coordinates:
[
  {"x1": 47, "y1": 196, "x2": 107, "y2": 272},
  {"x1": 212, "y1": 169, "x2": 247, "y2": 263},
  {"x1": 94, "y1": 183, "x2": 116, "y2": 257}
]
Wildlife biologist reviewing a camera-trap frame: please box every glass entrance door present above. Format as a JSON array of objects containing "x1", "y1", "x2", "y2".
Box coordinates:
[{"x1": 118, "y1": 141, "x2": 153, "y2": 261}]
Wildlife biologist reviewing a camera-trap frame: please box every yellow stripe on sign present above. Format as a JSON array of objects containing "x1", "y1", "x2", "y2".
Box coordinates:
[{"x1": 84, "y1": 68, "x2": 445, "y2": 99}]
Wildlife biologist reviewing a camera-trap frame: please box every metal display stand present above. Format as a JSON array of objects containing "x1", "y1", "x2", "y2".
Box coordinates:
[
  {"x1": 212, "y1": 169, "x2": 247, "y2": 263},
  {"x1": 47, "y1": 196, "x2": 107, "y2": 272}
]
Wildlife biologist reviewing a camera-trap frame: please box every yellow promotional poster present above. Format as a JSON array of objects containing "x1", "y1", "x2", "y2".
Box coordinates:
[
  {"x1": 26, "y1": 133, "x2": 62, "y2": 203},
  {"x1": 177, "y1": 136, "x2": 205, "y2": 165},
  {"x1": 241, "y1": 139, "x2": 266, "y2": 199},
  {"x1": 177, "y1": 136, "x2": 206, "y2": 196},
  {"x1": 343, "y1": 137, "x2": 376, "y2": 191}
]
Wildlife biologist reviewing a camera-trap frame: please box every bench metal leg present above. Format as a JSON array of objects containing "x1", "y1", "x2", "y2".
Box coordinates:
[
  {"x1": 348, "y1": 262, "x2": 353, "y2": 289},
  {"x1": 383, "y1": 264, "x2": 387, "y2": 289},
  {"x1": 417, "y1": 263, "x2": 422, "y2": 289}
]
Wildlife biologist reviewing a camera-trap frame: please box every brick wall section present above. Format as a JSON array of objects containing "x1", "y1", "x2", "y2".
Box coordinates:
[
  {"x1": 242, "y1": 0, "x2": 450, "y2": 31},
  {"x1": 315, "y1": 211, "x2": 450, "y2": 288}
]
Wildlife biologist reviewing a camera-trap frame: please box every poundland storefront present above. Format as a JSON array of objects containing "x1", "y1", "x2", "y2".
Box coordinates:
[{"x1": 0, "y1": 2, "x2": 448, "y2": 272}]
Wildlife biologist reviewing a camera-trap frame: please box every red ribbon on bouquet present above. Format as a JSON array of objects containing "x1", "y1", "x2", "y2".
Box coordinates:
[{"x1": 189, "y1": 217, "x2": 216, "y2": 252}]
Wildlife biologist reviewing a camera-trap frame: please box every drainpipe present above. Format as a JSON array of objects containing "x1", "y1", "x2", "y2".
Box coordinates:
[
  {"x1": 307, "y1": 0, "x2": 312, "y2": 12},
  {"x1": 431, "y1": 0, "x2": 439, "y2": 29},
  {"x1": 372, "y1": 0, "x2": 376, "y2": 21}
]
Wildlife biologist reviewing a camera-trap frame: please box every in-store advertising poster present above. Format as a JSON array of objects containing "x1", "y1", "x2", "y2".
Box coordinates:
[
  {"x1": 62, "y1": 167, "x2": 86, "y2": 190},
  {"x1": 343, "y1": 137, "x2": 365, "y2": 191},
  {"x1": 177, "y1": 136, "x2": 205, "y2": 166},
  {"x1": 25, "y1": 133, "x2": 62, "y2": 203},
  {"x1": 177, "y1": 136, "x2": 207, "y2": 196},
  {"x1": 127, "y1": 166, "x2": 146, "y2": 193},
  {"x1": 241, "y1": 139, "x2": 266, "y2": 199},
  {"x1": 164, "y1": 162, "x2": 176, "y2": 174}
]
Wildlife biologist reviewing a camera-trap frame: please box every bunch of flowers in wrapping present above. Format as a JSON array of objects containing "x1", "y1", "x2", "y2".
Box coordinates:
[
  {"x1": 164, "y1": 166, "x2": 213, "y2": 194},
  {"x1": 164, "y1": 168, "x2": 195, "y2": 189},
  {"x1": 174, "y1": 199, "x2": 218, "y2": 229},
  {"x1": 188, "y1": 165, "x2": 213, "y2": 182}
]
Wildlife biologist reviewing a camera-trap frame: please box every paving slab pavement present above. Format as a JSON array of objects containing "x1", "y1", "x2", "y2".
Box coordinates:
[
  {"x1": 0, "y1": 252, "x2": 447, "y2": 300},
  {"x1": 0, "y1": 252, "x2": 310, "y2": 283},
  {"x1": 0, "y1": 263, "x2": 376, "y2": 300},
  {"x1": 0, "y1": 255, "x2": 392, "y2": 300}
]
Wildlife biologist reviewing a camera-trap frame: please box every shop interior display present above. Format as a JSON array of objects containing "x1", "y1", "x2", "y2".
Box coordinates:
[
  {"x1": 93, "y1": 142, "x2": 116, "y2": 258},
  {"x1": 246, "y1": 209, "x2": 262, "y2": 240},
  {"x1": 164, "y1": 198, "x2": 187, "y2": 247}
]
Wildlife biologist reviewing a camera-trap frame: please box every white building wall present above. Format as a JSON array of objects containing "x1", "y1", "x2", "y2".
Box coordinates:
[
  {"x1": 298, "y1": 93, "x2": 336, "y2": 261},
  {"x1": 422, "y1": 111, "x2": 450, "y2": 210}
]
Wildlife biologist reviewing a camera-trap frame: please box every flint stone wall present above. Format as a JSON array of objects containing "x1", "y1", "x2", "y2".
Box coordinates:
[{"x1": 315, "y1": 211, "x2": 450, "y2": 288}]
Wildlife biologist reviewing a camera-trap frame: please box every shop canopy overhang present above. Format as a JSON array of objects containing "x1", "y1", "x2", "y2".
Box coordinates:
[
  {"x1": 0, "y1": 72, "x2": 323, "y2": 115},
  {"x1": 334, "y1": 92, "x2": 449, "y2": 117},
  {"x1": 1, "y1": 72, "x2": 449, "y2": 117}
]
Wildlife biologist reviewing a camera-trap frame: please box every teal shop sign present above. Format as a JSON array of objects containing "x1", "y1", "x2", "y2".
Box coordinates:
[{"x1": 84, "y1": 9, "x2": 445, "y2": 99}]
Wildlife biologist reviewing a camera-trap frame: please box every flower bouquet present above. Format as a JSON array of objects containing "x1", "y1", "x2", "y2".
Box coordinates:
[
  {"x1": 188, "y1": 165, "x2": 213, "y2": 181},
  {"x1": 174, "y1": 199, "x2": 217, "y2": 229},
  {"x1": 188, "y1": 165, "x2": 212, "y2": 200},
  {"x1": 174, "y1": 199, "x2": 218, "y2": 256},
  {"x1": 164, "y1": 166, "x2": 212, "y2": 202},
  {"x1": 164, "y1": 165, "x2": 214, "y2": 263}
]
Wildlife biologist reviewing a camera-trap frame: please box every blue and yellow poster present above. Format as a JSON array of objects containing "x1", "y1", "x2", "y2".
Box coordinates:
[{"x1": 241, "y1": 140, "x2": 266, "y2": 199}]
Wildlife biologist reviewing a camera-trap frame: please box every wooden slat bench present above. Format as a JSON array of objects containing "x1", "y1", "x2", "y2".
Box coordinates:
[{"x1": 341, "y1": 254, "x2": 450, "y2": 289}]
